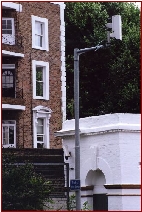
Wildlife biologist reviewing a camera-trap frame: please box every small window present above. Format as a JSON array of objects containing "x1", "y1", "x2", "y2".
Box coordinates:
[
  {"x1": 37, "y1": 118, "x2": 44, "y2": 148},
  {"x1": 2, "y1": 18, "x2": 13, "y2": 35},
  {"x1": 2, "y1": 64, "x2": 15, "y2": 98},
  {"x1": 2, "y1": 120, "x2": 16, "y2": 148},
  {"x1": 33, "y1": 106, "x2": 52, "y2": 149},
  {"x1": 32, "y1": 15, "x2": 49, "y2": 51},
  {"x1": 2, "y1": 70, "x2": 14, "y2": 88},
  {"x1": 32, "y1": 60, "x2": 49, "y2": 100},
  {"x1": 2, "y1": 18, "x2": 15, "y2": 45},
  {"x1": 35, "y1": 21, "x2": 43, "y2": 47},
  {"x1": 36, "y1": 66, "x2": 43, "y2": 96}
]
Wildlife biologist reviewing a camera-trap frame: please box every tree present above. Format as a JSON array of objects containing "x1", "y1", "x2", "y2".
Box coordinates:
[
  {"x1": 65, "y1": 2, "x2": 140, "y2": 119},
  {"x1": 2, "y1": 153, "x2": 52, "y2": 210}
]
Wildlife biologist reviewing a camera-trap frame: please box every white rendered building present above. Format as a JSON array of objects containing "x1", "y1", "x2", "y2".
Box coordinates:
[{"x1": 55, "y1": 113, "x2": 141, "y2": 211}]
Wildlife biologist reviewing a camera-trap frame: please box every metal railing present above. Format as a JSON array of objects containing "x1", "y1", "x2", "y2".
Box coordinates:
[{"x1": 2, "y1": 34, "x2": 23, "y2": 47}]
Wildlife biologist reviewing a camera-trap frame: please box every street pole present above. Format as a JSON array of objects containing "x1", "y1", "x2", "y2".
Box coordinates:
[
  {"x1": 74, "y1": 44, "x2": 104, "y2": 211},
  {"x1": 74, "y1": 48, "x2": 81, "y2": 210},
  {"x1": 73, "y1": 16, "x2": 121, "y2": 210}
]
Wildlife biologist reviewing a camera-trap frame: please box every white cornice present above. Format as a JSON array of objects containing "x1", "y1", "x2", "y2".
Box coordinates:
[
  {"x1": 55, "y1": 113, "x2": 141, "y2": 137},
  {"x1": 2, "y1": 104, "x2": 25, "y2": 110},
  {"x1": 33, "y1": 105, "x2": 52, "y2": 113},
  {"x1": 2, "y1": 50, "x2": 24, "y2": 57},
  {"x1": 55, "y1": 124, "x2": 141, "y2": 137},
  {"x1": 2, "y1": 2, "x2": 22, "y2": 12}
]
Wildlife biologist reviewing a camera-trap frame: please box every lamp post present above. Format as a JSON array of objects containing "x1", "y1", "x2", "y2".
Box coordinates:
[
  {"x1": 73, "y1": 15, "x2": 122, "y2": 210},
  {"x1": 74, "y1": 44, "x2": 105, "y2": 210}
]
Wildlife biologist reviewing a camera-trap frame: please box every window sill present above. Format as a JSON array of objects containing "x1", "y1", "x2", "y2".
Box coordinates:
[
  {"x1": 33, "y1": 96, "x2": 49, "y2": 100},
  {"x1": 32, "y1": 46, "x2": 48, "y2": 51},
  {"x1": 2, "y1": 144, "x2": 15, "y2": 148}
]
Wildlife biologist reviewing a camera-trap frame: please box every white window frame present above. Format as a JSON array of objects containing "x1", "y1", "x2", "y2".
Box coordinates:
[
  {"x1": 2, "y1": 18, "x2": 15, "y2": 45},
  {"x1": 2, "y1": 120, "x2": 16, "y2": 148},
  {"x1": 32, "y1": 60, "x2": 49, "y2": 100},
  {"x1": 31, "y1": 15, "x2": 49, "y2": 51},
  {"x1": 33, "y1": 106, "x2": 52, "y2": 148},
  {"x1": 36, "y1": 118, "x2": 45, "y2": 148},
  {"x1": 2, "y1": 64, "x2": 15, "y2": 97}
]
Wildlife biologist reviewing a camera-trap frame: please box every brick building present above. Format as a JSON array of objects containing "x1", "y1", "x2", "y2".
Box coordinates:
[{"x1": 2, "y1": 2, "x2": 66, "y2": 149}]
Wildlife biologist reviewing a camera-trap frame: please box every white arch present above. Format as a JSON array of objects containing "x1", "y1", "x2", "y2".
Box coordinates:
[
  {"x1": 80, "y1": 156, "x2": 113, "y2": 186},
  {"x1": 85, "y1": 169, "x2": 107, "y2": 194},
  {"x1": 81, "y1": 158, "x2": 93, "y2": 186},
  {"x1": 97, "y1": 157, "x2": 113, "y2": 184}
]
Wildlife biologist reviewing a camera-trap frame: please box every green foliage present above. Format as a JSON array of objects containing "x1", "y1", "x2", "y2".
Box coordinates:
[
  {"x1": 82, "y1": 201, "x2": 91, "y2": 211},
  {"x1": 68, "y1": 194, "x2": 76, "y2": 210},
  {"x1": 68, "y1": 194, "x2": 91, "y2": 210},
  {"x1": 2, "y1": 153, "x2": 52, "y2": 210},
  {"x1": 65, "y1": 2, "x2": 140, "y2": 119}
]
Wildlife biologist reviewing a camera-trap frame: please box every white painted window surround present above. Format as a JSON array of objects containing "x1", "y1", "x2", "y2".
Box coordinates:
[
  {"x1": 2, "y1": 120, "x2": 16, "y2": 148},
  {"x1": 2, "y1": 2, "x2": 22, "y2": 12},
  {"x1": 2, "y1": 18, "x2": 15, "y2": 45},
  {"x1": 32, "y1": 60, "x2": 49, "y2": 100},
  {"x1": 33, "y1": 106, "x2": 52, "y2": 148},
  {"x1": 31, "y1": 15, "x2": 49, "y2": 51}
]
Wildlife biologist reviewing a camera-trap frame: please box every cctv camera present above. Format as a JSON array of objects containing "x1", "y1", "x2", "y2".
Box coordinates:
[{"x1": 63, "y1": 144, "x2": 71, "y2": 159}]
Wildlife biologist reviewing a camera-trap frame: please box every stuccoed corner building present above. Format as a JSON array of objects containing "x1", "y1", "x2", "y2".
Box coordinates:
[
  {"x1": 55, "y1": 113, "x2": 141, "y2": 211},
  {"x1": 2, "y1": 1, "x2": 66, "y2": 149}
]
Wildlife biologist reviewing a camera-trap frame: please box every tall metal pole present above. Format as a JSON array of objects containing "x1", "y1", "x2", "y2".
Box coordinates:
[
  {"x1": 74, "y1": 44, "x2": 105, "y2": 211},
  {"x1": 74, "y1": 48, "x2": 81, "y2": 210},
  {"x1": 73, "y1": 17, "x2": 120, "y2": 208},
  {"x1": 73, "y1": 23, "x2": 120, "y2": 205}
]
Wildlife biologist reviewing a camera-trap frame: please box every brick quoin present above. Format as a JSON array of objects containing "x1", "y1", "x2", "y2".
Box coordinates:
[{"x1": 2, "y1": 2, "x2": 65, "y2": 149}]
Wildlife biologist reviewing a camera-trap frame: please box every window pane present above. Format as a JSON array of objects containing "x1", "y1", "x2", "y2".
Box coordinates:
[
  {"x1": 9, "y1": 75, "x2": 13, "y2": 84},
  {"x1": 2, "y1": 70, "x2": 14, "y2": 88},
  {"x1": 3, "y1": 126, "x2": 9, "y2": 145},
  {"x1": 7, "y1": 30, "x2": 12, "y2": 34},
  {"x1": 7, "y1": 24, "x2": 12, "y2": 29},
  {"x1": 2, "y1": 29, "x2": 12, "y2": 34},
  {"x1": 37, "y1": 118, "x2": 44, "y2": 134},
  {"x1": 37, "y1": 118, "x2": 44, "y2": 125},
  {"x1": 40, "y1": 36, "x2": 42, "y2": 47},
  {"x1": 9, "y1": 126, "x2": 14, "y2": 144},
  {"x1": 41, "y1": 24, "x2": 43, "y2": 35},
  {"x1": 7, "y1": 20, "x2": 12, "y2": 25},
  {"x1": 35, "y1": 21, "x2": 43, "y2": 35},
  {"x1": 2, "y1": 24, "x2": 6, "y2": 29},
  {"x1": 2, "y1": 19, "x2": 12, "y2": 34},
  {"x1": 36, "y1": 67, "x2": 43, "y2": 80},
  {"x1": 37, "y1": 126, "x2": 43, "y2": 134},
  {"x1": 37, "y1": 136, "x2": 44, "y2": 142},
  {"x1": 35, "y1": 35, "x2": 42, "y2": 47},
  {"x1": 36, "y1": 81, "x2": 43, "y2": 96},
  {"x1": 36, "y1": 67, "x2": 43, "y2": 96},
  {"x1": 37, "y1": 143, "x2": 44, "y2": 148},
  {"x1": 35, "y1": 21, "x2": 41, "y2": 34}
]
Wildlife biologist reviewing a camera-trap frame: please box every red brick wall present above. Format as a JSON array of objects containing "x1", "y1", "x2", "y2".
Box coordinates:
[{"x1": 2, "y1": 2, "x2": 63, "y2": 148}]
